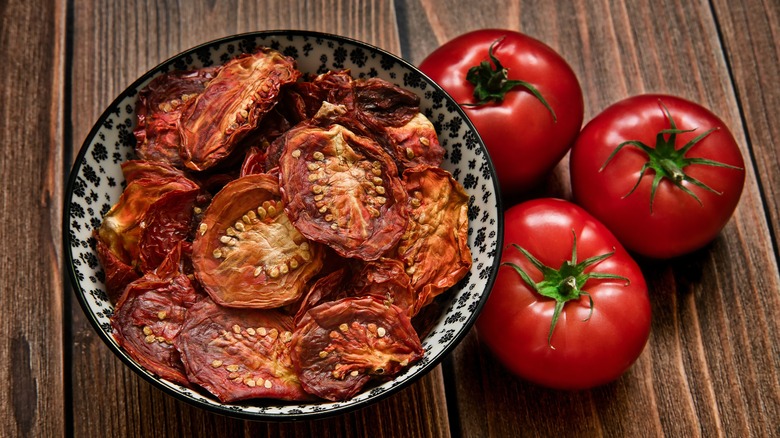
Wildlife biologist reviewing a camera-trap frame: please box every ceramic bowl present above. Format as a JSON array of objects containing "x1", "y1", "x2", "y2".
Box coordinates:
[{"x1": 64, "y1": 30, "x2": 503, "y2": 420}]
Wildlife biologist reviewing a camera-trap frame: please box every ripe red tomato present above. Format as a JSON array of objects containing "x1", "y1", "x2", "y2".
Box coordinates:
[
  {"x1": 419, "y1": 29, "x2": 584, "y2": 202},
  {"x1": 569, "y1": 94, "x2": 745, "y2": 258},
  {"x1": 476, "y1": 198, "x2": 651, "y2": 390}
]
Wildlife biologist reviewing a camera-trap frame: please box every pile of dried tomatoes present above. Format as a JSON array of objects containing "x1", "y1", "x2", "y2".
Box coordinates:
[{"x1": 94, "y1": 47, "x2": 472, "y2": 403}]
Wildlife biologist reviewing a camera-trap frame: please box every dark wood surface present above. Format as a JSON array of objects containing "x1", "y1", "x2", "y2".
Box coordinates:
[{"x1": 2, "y1": 0, "x2": 777, "y2": 436}]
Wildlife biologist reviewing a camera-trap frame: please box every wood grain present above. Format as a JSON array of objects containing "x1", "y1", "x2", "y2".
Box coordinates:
[
  {"x1": 1, "y1": 0, "x2": 775, "y2": 436},
  {"x1": 712, "y1": 0, "x2": 780, "y2": 259},
  {"x1": 402, "y1": 0, "x2": 780, "y2": 436},
  {"x1": 0, "y1": 0, "x2": 67, "y2": 437}
]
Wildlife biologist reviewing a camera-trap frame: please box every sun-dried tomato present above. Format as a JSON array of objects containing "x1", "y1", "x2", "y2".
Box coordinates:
[
  {"x1": 397, "y1": 166, "x2": 472, "y2": 315},
  {"x1": 278, "y1": 122, "x2": 409, "y2": 260},
  {"x1": 353, "y1": 258, "x2": 416, "y2": 315},
  {"x1": 138, "y1": 188, "x2": 202, "y2": 272},
  {"x1": 291, "y1": 296, "x2": 423, "y2": 401},
  {"x1": 178, "y1": 48, "x2": 300, "y2": 171},
  {"x1": 97, "y1": 162, "x2": 199, "y2": 270},
  {"x1": 268, "y1": 71, "x2": 443, "y2": 171},
  {"x1": 293, "y1": 267, "x2": 350, "y2": 324},
  {"x1": 239, "y1": 146, "x2": 268, "y2": 177},
  {"x1": 121, "y1": 159, "x2": 195, "y2": 184},
  {"x1": 293, "y1": 258, "x2": 414, "y2": 323},
  {"x1": 378, "y1": 112, "x2": 443, "y2": 169},
  {"x1": 98, "y1": 55, "x2": 474, "y2": 404},
  {"x1": 95, "y1": 235, "x2": 140, "y2": 304},
  {"x1": 134, "y1": 68, "x2": 216, "y2": 168},
  {"x1": 176, "y1": 296, "x2": 312, "y2": 402},
  {"x1": 192, "y1": 173, "x2": 324, "y2": 308},
  {"x1": 111, "y1": 243, "x2": 201, "y2": 386}
]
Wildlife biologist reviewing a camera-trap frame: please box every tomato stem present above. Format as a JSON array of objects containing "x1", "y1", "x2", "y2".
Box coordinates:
[
  {"x1": 599, "y1": 99, "x2": 743, "y2": 213},
  {"x1": 502, "y1": 230, "x2": 629, "y2": 349},
  {"x1": 463, "y1": 37, "x2": 557, "y2": 122}
]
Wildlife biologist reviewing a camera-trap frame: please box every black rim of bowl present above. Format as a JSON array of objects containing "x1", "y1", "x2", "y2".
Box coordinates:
[{"x1": 63, "y1": 29, "x2": 504, "y2": 421}]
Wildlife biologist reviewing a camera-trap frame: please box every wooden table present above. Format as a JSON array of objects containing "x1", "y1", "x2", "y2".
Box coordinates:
[{"x1": 3, "y1": 0, "x2": 778, "y2": 436}]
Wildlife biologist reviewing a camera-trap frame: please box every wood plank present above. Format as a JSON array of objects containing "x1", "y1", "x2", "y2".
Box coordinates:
[
  {"x1": 0, "y1": 0, "x2": 67, "y2": 437},
  {"x1": 66, "y1": 1, "x2": 450, "y2": 436},
  {"x1": 400, "y1": 0, "x2": 780, "y2": 436},
  {"x1": 712, "y1": 0, "x2": 780, "y2": 260},
  {"x1": 714, "y1": 0, "x2": 780, "y2": 436}
]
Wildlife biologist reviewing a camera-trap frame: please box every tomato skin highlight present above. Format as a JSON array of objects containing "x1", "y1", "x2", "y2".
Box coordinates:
[
  {"x1": 419, "y1": 29, "x2": 584, "y2": 202},
  {"x1": 569, "y1": 94, "x2": 745, "y2": 258},
  {"x1": 476, "y1": 199, "x2": 651, "y2": 390}
]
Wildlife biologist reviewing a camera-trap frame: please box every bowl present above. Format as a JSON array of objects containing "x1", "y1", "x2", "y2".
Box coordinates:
[{"x1": 64, "y1": 30, "x2": 503, "y2": 420}]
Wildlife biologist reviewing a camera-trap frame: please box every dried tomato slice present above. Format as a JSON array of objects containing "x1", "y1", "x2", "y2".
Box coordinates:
[
  {"x1": 178, "y1": 48, "x2": 300, "y2": 171},
  {"x1": 398, "y1": 166, "x2": 472, "y2": 315},
  {"x1": 95, "y1": 235, "x2": 140, "y2": 304},
  {"x1": 291, "y1": 296, "x2": 424, "y2": 401},
  {"x1": 111, "y1": 244, "x2": 201, "y2": 386},
  {"x1": 191, "y1": 173, "x2": 324, "y2": 308},
  {"x1": 353, "y1": 77, "x2": 420, "y2": 125},
  {"x1": 176, "y1": 297, "x2": 311, "y2": 402},
  {"x1": 97, "y1": 162, "x2": 199, "y2": 270},
  {"x1": 278, "y1": 123, "x2": 409, "y2": 260},
  {"x1": 353, "y1": 77, "x2": 444, "y2": 169},
  {"x1": 134, "y1": 68, "x2": 216, "y2": 168},
  {"x1": 294, "y1": 267, "x2": 350, "y2": 324},
  {"x1": 353, "y1": 258, "x2": 415, "y2": 316},
  {"x1": 270, "y1": 71, "x2": 442, "y2": 170},
  {"x1": 239, "y1": 146, "x2": 268, "y2": 177},
  {"x1": 293, "y1": 258, "x2": 414, "y2": 322},
  {"x1": 121, "y1": 159, "x2": 192, "y2": 183},
  {"x1": 379, "y1": 112, "x2": 444, "y2": 169},
  {"x1": 138, "y1": 188, "x2": 202, "y2": 272}
]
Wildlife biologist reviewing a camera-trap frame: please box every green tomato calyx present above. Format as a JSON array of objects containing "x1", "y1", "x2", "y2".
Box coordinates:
[
  {"x1": 502, "y1": 230, "x2": 629, "y2": 349},
  {"x1": 600, "y1": 99, "x2": 742, "y2": 213},
  {"x1": 464, "y1": 37, "x2": 557, "y2": 122}
]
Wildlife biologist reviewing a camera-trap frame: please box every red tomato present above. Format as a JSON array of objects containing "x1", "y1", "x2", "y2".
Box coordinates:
[
  {"x1": 570, "y1": 94, "x2": 745, "y2": 258},
  {"x1": 476, "y1": 199, "x2": 651, "y2": 390},
  {"x1": 419, "y1": 29, "x2": 584, "y2": 202}
]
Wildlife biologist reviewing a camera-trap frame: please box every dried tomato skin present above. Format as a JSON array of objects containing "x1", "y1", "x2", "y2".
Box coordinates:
[
  {"x1": 351, "y1": 77, "x2": 444, "y2": 169},
  {"x1": 234, "y1": 109, "x2": 292, "y2": 176},
  {"x1": 178, "y1": 48, "x2": 301, "y2": 171},
  {"x1": 398, "y1": 166, "x2": 472, "y2": 315},
  {"x1": 353, "y1": 77, "x2": 420, "y2": 126},
  {"x1": 293, "y1": 258, "x2": 414, "y2": 322},
  {"x1": 176, "y1": 297, "x2": 312, "y2": 402},
  {"x1": 138, "y1": 188, "x2": 201, "y2": 272},
  {"x1": 95, "y1": 232, "x2": 140, "y2": 304},
  {"x1": 134, "y1": 68, "x2": 216, "y2": 168},
  {"x1": 192, "y1": 173, "x2": 325, "y2": 308},
  {"x1": 121, "y1": 159, "x2": 193, "y2": 183},
  {"x1": 293, "y1": 267, "x2": 350, "y2": 324},
  {"x1": 239, "y1": 146, "x2": 268, "y2": 177},
  {"x1": 111, "y1": 244, "x2": 201, "y2": 386},
  {"x1": 278, "y1": 122, "x2": 409, "y2": 261},
  {"x1": 353, "y1": 258, "x2": 416, "y2": 316},
  {"x1": 97, "y1": 162, "x2": 200, "y2": 270},
  {"x1": 291, "y1": 296, "x2": 424, "y2": 401},
  {"x1": 378, "y1": 112, "x2": 444, "y2": 169}
]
